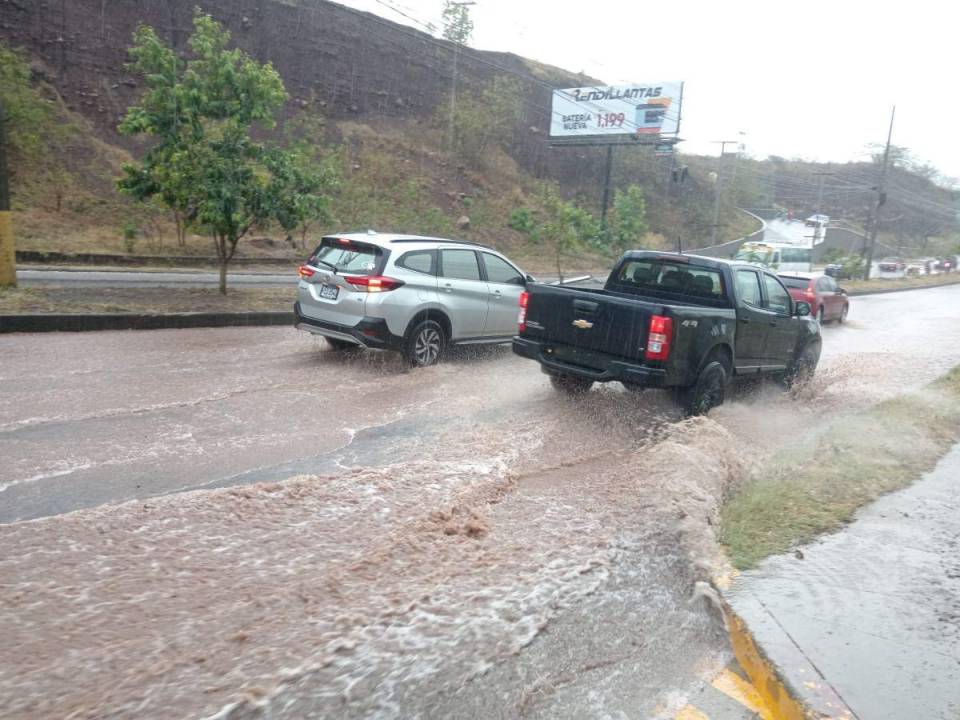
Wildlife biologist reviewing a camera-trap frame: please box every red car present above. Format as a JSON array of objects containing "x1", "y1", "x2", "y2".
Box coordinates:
[{"x1": 778, "y1": 273, "x2": 849, "y2": 324}]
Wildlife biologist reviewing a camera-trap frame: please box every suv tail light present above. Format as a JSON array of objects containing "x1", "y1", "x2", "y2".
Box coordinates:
[
  {"x1": 805, "y1": 284, "x2": 816, "y2": 302},
  {"x1": 343, "y1": 275, "x2": 405, "y2": 293},
  {"x1": 518, "y1": 291, "x2": 529, "y2": 332},
  {"x1": 298, "y1": 264, "x2": 315, "y2": 279},
  {"x1": 645, "y1": 314, "x2": 673, "y2": 361}
]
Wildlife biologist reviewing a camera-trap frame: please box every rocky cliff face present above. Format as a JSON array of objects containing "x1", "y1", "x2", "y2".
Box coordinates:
[{"x1": 0, "y1": 0, "x2": 578, "y2": 145}]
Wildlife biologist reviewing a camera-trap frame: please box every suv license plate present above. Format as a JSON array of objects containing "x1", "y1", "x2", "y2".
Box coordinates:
[{"x1": 320, "y1": 284, "x2": 339, "y2": 300}]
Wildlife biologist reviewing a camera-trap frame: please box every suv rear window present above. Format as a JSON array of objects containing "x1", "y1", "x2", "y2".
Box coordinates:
[
  {"x1": 310, "y1": 238, "x2": 384, "y2": 276},
  {"x1": 397, "y1": 250, "x2": 436, "y2": 275},
  {"x1": 612, "y1": 259, "x2": 728, "y2": 306}
]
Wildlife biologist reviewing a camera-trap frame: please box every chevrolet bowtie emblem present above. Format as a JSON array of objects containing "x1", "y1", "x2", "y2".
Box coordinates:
[{"x1": 572, "y1": 319, "x2": 593, "y2": 329}]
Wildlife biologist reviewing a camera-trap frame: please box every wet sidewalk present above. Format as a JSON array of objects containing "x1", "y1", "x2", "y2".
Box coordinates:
[{"x1": 727, "y1": 444, "x2": 960, "y2": 720}]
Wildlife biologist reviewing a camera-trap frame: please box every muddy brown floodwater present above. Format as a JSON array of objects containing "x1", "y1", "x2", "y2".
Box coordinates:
[{"x1": 1, "y1": 285, "x2": 959, "y2": 718}]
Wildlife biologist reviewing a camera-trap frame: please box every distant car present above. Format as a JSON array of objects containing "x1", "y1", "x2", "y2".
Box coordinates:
[
  {"x1": 733, "y1": 241, "x2": 813, "y2": 272},
  {"x1": 804, "y1": 214, "x2": 830, "y2": 228},
  {"x1": 778, "y1": 272, "x2": 849, "y2": 324},
  {"x1": 295, "y1": 232, "x2": 531, "y2": 366},
  {"x1": 936, "y1": 257, "x2": 957, "y2": 272},
  {"x1": 824, "y1": 263, "x2": 850, "y2": 280},
  {"x1": 878, "y1": 257, "x2": 906, "y2": 273}
]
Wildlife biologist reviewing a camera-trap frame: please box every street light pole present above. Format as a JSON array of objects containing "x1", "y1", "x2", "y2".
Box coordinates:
[
  {"x1": 710, "y1": 140, "x2": 738, "y2": 246},
  {"x1": 446, "y1": 1, "x2": 475, "y2": 155},
  {"x1": 863, "y1": 106, "x2": 896, "y2": 280}
]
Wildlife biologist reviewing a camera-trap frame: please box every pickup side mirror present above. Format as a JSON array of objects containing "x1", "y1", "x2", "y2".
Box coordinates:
[
  {"x1": 794, "y1": 300, "x2": 812, "y2": 317},
  {"x1": 838, "y1": 287, "x2": 847, "y2": 295},
  {"x1": 525, "y1": 274, "x2": 536, "y2": 284}
]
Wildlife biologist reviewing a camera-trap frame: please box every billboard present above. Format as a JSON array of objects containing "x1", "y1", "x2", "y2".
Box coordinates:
[{"x1": 549, "y1": 82, "x2": 682, "y2": 142}]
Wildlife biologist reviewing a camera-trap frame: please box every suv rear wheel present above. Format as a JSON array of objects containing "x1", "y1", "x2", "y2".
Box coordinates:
[{"x1": 404, "y1": 319, "x2": 446, "y2": 367}]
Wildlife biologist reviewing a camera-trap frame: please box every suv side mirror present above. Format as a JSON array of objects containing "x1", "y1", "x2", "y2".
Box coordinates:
[
  {"x1": 795, "y1": 300, "x2": 812, "y2": 317},
  {"x1": 525, "y1": 274, "x2": 536, "y2": 284}
]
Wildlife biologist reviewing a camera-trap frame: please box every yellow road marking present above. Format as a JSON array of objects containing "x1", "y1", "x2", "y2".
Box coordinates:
[
  {"x1": 675, "y1": 705, "x2": 710, "y2": 720},
  {"x1": 711, "y1": 667, "x2": 775, "y2": 719}
]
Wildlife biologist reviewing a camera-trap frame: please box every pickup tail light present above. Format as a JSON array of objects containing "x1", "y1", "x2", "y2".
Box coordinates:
[
  {"x1": 298, "y1": 264, "x2": 315, "y2": 279},
  {"x1": 518, "y1": 291, "x2": 529, "y2": 332},
  {"x1": 645, "y1": 314, "x2": 673, "y2": 361},
  {"x1": 343, "y1": 275, "x2": 405, "y2": 293}
]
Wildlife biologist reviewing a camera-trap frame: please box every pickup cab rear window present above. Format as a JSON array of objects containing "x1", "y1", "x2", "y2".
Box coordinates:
[
  {"x1": 612, "y1": 260, "x2": 728, "y2": 306},
  {"x1": 310, "y1": 238, "x2": 384, "y2": 276}
]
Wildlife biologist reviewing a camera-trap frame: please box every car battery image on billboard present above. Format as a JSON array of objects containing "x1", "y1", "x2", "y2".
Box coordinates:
[{"x1": 635, "y1": 97, "x2": 671, "y2": 135}]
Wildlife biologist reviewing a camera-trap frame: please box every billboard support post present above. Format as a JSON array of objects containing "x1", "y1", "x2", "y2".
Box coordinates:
[
  {"x1": 600, "y1": 145, "x2": 614, "y2": 231},
  {"x1": 548, "y1": 81, "x2": 684, "y2": 241}
]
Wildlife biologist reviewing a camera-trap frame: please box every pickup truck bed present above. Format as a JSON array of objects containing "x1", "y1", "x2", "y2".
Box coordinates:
[{"x1": 513, "y1": 251, "x2": 821, "y2": 414}]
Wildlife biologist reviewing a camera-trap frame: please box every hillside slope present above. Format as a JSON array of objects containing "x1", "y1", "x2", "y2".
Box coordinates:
[{"x1": 0, "y1": 0, "x2": 759, "y2": 261}]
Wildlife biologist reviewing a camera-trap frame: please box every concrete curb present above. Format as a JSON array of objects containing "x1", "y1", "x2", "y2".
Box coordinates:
[
  {"x1": 0, "y1": 311, "x2": 294, "y2": 333},
  {"x1": 15, "y1": 250, "x2": 297, "y2": 268},
  {"x1": 716, "y1": 593, "x2": 853, "y2": 720}
]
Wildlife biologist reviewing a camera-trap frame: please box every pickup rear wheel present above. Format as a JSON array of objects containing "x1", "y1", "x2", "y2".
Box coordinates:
[
  {"x1": 549, "y1": 373, "x2": 594, "y2": 395},
  {"x1": 675, "y1": 360, "x2": 728, "y2": 416}
]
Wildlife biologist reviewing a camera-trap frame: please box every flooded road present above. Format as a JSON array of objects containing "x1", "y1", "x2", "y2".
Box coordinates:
[{"x1": 1, "y1": 284, "x2": 959, "y2": 718}]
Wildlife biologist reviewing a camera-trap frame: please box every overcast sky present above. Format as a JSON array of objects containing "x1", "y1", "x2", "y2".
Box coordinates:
[{"x1": 336, "y1": 0, "x2": 960, "y2": 179}]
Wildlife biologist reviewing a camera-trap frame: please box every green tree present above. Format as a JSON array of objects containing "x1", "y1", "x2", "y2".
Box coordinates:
[
  {"x1": 607, "y1": 184, "x2": 648, "y2": 254},
  {"x1": 273, "y1": 139, "x2": 339, "y2": 250},
  {"x1": 513, "y1": 183, "x2": 598, "y2": 280},
  {"x1": 277, "y1": 111, "x2": 339, "y2": 249},
  {"x1": 441, "y1": 1, "x2": 474, "y2": 44},
  {"x1": 118, "y1": 11, "x2": 329, "y2": 293},
  {"x1": 0, "y1": 45, "x2": 56, "y2": 164}
]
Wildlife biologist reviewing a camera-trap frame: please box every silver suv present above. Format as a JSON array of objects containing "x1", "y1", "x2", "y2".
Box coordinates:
[{"x1": 294, "y1": 232, "x2": 531, "y2": 366}]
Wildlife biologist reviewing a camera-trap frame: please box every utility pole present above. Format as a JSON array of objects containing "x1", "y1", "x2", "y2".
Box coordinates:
[
  {"x1": 600, "y1": 145, "x2": 614, "y2": 231},
  {"x1": 445, "y1": 1, "x2": 475, "y2": 155},
  {"x1": 812, "y1": 170, "x2": 834, "y2": 243},
  {"x1": 0, "y1": 98, "x2": 15, "y2": 288},
  {"x1": 710, "y1": 140, "x2": 738, "y2": 245},
  {"x1": 863, "y1": 106, "x2": 896, "y2": 280}
]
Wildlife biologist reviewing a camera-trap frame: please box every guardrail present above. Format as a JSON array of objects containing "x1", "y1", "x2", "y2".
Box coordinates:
[{"x1": 692, "y1": 208, "x2": 767, "y2": 259}]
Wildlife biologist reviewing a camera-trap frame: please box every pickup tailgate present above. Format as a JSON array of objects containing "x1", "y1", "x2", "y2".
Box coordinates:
[{"x1": 524, "y1": 284, "x2": 661, "y2": 363}]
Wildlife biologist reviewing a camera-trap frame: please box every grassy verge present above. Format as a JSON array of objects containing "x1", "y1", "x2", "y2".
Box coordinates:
[
  {"x1": 720, "y1": 365, "x2": 960, "y2": 569},
  {"x1": 0, "y1": 286, "x2": 296, "y2": 314},
  {"x1": 842, "y1": 273, "x2": 960, "y2": 294}
]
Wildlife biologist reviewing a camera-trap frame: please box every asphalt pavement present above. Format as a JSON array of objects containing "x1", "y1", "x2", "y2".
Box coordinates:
[{"x1": 2, "y1": 283, "x2": 959, "y2": 719}]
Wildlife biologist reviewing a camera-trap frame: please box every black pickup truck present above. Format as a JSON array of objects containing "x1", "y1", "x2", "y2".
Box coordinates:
[{"x1": 512, "y1": 251, "x2": 822, "y2": 414}]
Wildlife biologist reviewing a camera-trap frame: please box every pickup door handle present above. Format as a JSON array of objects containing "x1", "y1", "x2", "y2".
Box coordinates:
[
  {"x1": 769, "y1": 320, "x2": 777, "y2": 327},
  {"x1": 573, "y1": 299, "x2": 599, "y2": 313},
  {"x1": 443, "y1": 282, "x2": 453, "y2": 293}
]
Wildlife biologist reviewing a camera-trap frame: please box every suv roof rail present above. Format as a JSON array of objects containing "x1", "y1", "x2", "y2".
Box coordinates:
[{"x1": 389, "y1": 237, "x2": 491, "y2": 249}]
